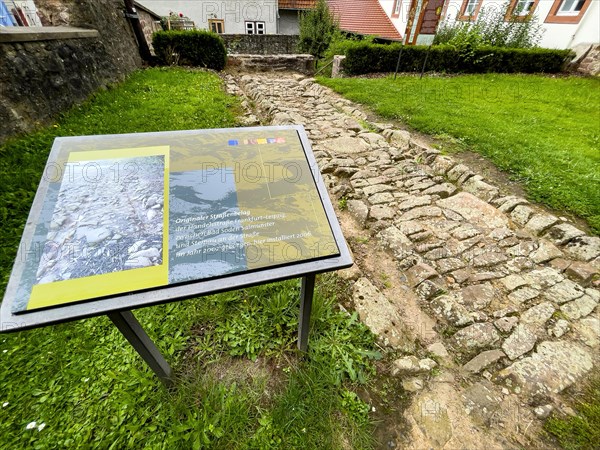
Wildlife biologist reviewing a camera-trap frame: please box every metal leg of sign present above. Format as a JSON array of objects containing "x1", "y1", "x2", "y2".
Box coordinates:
[
  {"x1": 297, "y1": 273, "x2": 316, "y2": 352},
  {"x1": 108, "y1": 310, "x2": 173, "y2": 387}
]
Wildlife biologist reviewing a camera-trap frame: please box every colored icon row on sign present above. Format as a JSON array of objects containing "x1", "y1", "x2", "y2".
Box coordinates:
[{"x1": 228, "y1": 138, "x2": 286, "y2": 146}]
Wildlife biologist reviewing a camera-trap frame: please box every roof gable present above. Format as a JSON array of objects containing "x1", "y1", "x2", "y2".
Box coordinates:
[{"x1": 327, "y1": 0, "x2": 402, "y2": 41}]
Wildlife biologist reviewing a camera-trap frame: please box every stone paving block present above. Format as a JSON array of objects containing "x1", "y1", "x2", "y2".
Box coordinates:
[
  {"x1": 496, "y1": 341, "x2": 593, "y2": 396},
  {"x1": 347, "y1": 200, "x2": 369, "y2": 227},
  {"x1": 565, "y1": 261, "x2": 598, "y2": 285},
  {"x1": 530, "y1": 239, "x2": 563, "y2": 263},
  {"x1": 462, "y1": 350, "x2": 506, "y2": 374},
  {"x1": 545, "y1": 223, "x2": 586, "y2": 246},
  {"x1": 543, "y1": 279, "x2": 585, "y2": 304},
  {"x1": 363, "y1": 184, "x2": 394, "y2": 197},
  {"x1": 510, "y1": 205, "x2": 536, "y2": 226},
  {"x1": 508, "y1": 287, "x2": 539, "y2": 305},
  {"x1": 397, "y1": 196, "x2": 432, "y2": 211},
  {"x1": 421, "y1": 183, "x2": 457, "y2": 198},
  {"x1": 453, "y1": 322, "x2": 500, "y2": 350},
  {"x1": 462, "y1": 380, "x2": 504, "y2": 426},
  {"x1": 520, "y1": 302, "x2": 555, "y2": 327},
  {"x1": 431, "y1": 295, "x2": 473, "y2": 327},
  {"x1": 524, "y1": 214, "x2": 560, "y2": 236},
  {"x1": 494, "y1": 316, "x2": 518, "y2": 333},
  {"x1": 437, "y1": 192, "x2": 508, "y2": 229},
  {"x1": 368, "y1": 192, "x2": 395, "y2": 205},
  {"x1": 560, "y1": 295, "x2": 597, "y2": 320},
  {"x1": 496, "y1": 196, "x2": 529, "y2": 213},
  {"x1": 369, "y1": 205, "x2": 396, "y2": 221},
  {"x1": 462, "y1": 176, "x2": 499, "y2": 202},
  {"x1": 459, "y1": 283, "x2": 497, "y2": 310},
  {"x1": 499, "y1": 274, "x2": 529, "y2": 292},
  {"x1": 564, "y1": 236, "x2": 600, "y2": 262},
  {"x1": 436, "y1": 257, "x2": 466, "y2": 274},
  {"x1": 502, "y1": 324, "x2": 537, "y2": 360},
  {"x1": 407, "y1": 263, "x2": 439, "y2": 287}
]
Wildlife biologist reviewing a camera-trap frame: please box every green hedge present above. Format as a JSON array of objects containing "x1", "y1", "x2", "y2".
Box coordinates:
[
  {"x1": 340, "y1": 42, "x2": 574, "y2": 75},
  {"x1": 153, "y1": 30, "x2": 227, "y2": 70}
]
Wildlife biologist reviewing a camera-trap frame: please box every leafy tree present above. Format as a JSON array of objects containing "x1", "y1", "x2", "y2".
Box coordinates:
[{"x1": 298, "y1": 0, "x2": 339, "y2": 59}]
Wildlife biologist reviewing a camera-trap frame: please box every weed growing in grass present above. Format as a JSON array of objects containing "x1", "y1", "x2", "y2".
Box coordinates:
[{"x1": 544, "y1": 374, "x2": 600, "y2": 449}]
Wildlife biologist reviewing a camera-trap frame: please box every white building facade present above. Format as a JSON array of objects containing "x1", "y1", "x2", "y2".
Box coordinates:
[
  {"x1": 437, "y1": 0, "x2": 599, "y2": 49},
  {"x1": 138, "y1": 0, "x2": 279, "y2": 34}
]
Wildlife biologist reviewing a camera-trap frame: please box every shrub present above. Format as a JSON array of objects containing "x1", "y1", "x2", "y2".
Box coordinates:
[
  {"x1": 298, "y1": 0, "x2": 339, "y2": 59},
  {"x1": 434, "y1": 1, "x2": 544, "y2": 49},
  {"x1": 153, "y1": 30, "x2": 227, "y2": 70},
  {"x1": 340, "y1": 41, "x2": 573, "y2": 75}
]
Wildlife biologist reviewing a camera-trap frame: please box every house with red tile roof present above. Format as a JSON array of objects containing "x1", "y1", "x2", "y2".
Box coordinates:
[
  {"x1": 279, "y1": 0, "x2": 317, "y2": 34},
  {"x1": 327, "y1": 0, "x2": 403, "y2": 40}
]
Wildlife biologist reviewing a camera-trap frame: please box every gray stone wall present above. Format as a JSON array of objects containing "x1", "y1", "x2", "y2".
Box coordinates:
[
  {"x1": 0, "y1": 0, "x2": 142, "y2": 143},
  {"x1": 227, "y1": 54, "x2": 314, "y2": 75},
  {"x1": 221, "y1": 34, "x2": 299, "y2": 55}
]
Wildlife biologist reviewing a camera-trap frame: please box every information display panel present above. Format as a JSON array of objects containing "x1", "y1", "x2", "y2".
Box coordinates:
[{"x1": 1, "y1": 126, "x2": 351, "y2": 330}]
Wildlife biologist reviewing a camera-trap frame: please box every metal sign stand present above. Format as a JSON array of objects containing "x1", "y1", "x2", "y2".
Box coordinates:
[{"x1": 108, "y1": 273, "x2": 317, "y2": 385}]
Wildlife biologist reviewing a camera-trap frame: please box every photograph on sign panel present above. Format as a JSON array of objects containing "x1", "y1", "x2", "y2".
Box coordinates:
[{"x1": 34, "y1": 155, "x2": 165, "y2": 284}]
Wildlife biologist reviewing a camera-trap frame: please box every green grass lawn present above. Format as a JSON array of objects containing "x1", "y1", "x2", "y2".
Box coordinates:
[
  {"x1": 0, "y1": 68, "x2": 378, "y2": 449},
  {"x1": 319, "y1": 74, "x2": 600, "y2": 234}
]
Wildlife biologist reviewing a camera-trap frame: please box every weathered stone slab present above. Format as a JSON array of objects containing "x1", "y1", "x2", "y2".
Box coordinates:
[
  {"x1": 368, "y1": 192, "x2": 395, "y2": 205},
  {"x1": 496, "y1": 341, "x2": 593, "y2": 396},
  {"x1": 453, "y1": 322, "x2": 500, "y2": 350},
  {"x1": 520, "y1": 302, "x2": 555, "y2": 327},
  {"x1": 524, "y1": 214, "x2": 559, "y2": 236},
  {"x1": 407, "y1": 263, "x2": 439, "y2": 287},
  {"x1": 502, "y1": 325, "x2": 537, "y2": 360},
  {"x1": 508, "y1": 287, "x2": 539, "y2": 305},
  {"x1": 499, "y1": 274, "x2": 528, "y2": 292},
  {"x1": 462, "y1": 176, "x2": 499, "y2": 202},
  {"x1": 462, "y1": 349, "x2": 505, "y2": 374},
  {"x1": 352, "y1": 278, "x2": 413, "y2": 351},
  {"x1": 560, "y1": 295, "x2": 597, "y2": 320},
  {"x1": 369, "y1": 205, "x2": 396, "y2": 221},
  {"x1": 410, "y1": 394, "x2": 453, "y2": 448},
  {"x1": 363, "y1": 184, "x2": 394, "y2": 197},
  {"x1": 494, "y1": 316, "x2": 518, "y2": 333},
  {"x1": 565, "y1": 261, "x2": 598, "y2": 285},
  {"x1": 437, "y1": 193, "x2": 508, "y2": 229},
  {"x1": 564, "y1": 236, "x2": 600, "y2": 262},
  {"x1": 530, "y1": 239, "x2": 563, "y2": 263},
  {"x1": 545, "y1": 223, "x2": 586, "y2": 246},
  {"x1": 543, "y1": 279, "x2": 585, "y2": 304},
  {"x1": 397, "y1": 196, "x2": 432, "y2": 211},
  {"x1": 347, "y1": 200, "x2": 369, "y2": 227},
  {"x1": 322, "y1": 136, "x2": 370, "y2": 155},
  {"x1": 431, "y1": 295, "x2": 473, "y2": 327},
  {"x1": 462, "y1": 380, "x2": 504, "y2": 426},
  {"x1": 398, "y1": 206, "x2": 442, "y2": 222},
  {"x1": 459, "y1": 283, "x2": 497, "y2": 310}
]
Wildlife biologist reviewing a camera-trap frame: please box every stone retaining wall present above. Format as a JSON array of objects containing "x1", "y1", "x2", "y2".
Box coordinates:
[
  {"x1": 221, "y1": 34, "x2": 299, "y2": 55},
  {"x1": 0, "y1": 0, "x2": 142, "y2": 143},
  {"x1": 227, "y1": 54, "x2": 314, "y2": 75}
]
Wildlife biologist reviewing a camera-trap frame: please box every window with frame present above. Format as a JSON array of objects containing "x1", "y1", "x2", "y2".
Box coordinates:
[
  {"x1": 506, "y1": 0, "x2": 539, "y2": 19},
  {"x1": 545, "y1": 0, "x2": 591, "y2": 23},
  {"x1": 208, "y1": 19, "x2": 224, "y2": 33},
  {"x1": 458, "y1": 0, "x2": 482, "y2": 20},
  {"x1": 245, "y1": 21, "x2": 265, "y2": 34},
  {"x1": 392, "y1": 0, "x2": 401, "y2": 18},
  {"x1": 511, "y1": 0, "x2": 537, "y2": 16}
]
